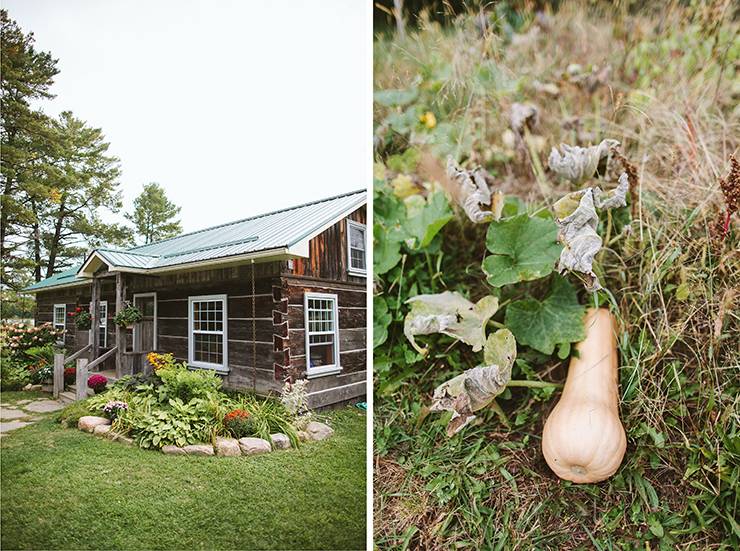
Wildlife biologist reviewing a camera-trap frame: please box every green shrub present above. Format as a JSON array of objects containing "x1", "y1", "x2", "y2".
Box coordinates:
[
  {"x1": 1, "y1": 354, "x2": 30, "y2": 390},
  {"x1": 127, "y1": 397, "x2": 218, "y2": 449},
  {"x1": 155, "y1": 361, "x2": 223, "y2": 403},
  {"x1": 55, "y1": 399, "x2": 93, "y2": 427}
]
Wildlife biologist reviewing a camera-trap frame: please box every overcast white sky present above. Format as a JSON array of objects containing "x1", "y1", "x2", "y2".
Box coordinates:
[{"x1": 4, "y1": 0, "x2": 369, "y2": 236}]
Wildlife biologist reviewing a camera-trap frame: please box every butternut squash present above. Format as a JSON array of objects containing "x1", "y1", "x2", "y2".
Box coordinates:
[{"x1": 542, "y1": 308, "x2": 626, "y2": 483}]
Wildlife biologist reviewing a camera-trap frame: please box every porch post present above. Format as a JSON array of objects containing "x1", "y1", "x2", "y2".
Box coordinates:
[
  {"x1": 90, "y1": 276, "x2": 100, "y2": 361},
  {"x1": 115, "y1": 273, "x2": 126, "y2": 379}
]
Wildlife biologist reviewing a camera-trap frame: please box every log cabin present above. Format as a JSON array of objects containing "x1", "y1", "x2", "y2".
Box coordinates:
[{"x1": 24, "y1": 189, "x2": 368, "y2": 409}]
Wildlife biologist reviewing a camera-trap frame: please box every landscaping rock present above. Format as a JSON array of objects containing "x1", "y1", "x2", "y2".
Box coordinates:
[
  {"x1": 162, "y1": 445, "x2": 187, "y2": 455},
  {"x1": 215, "y1": 437, "x2": 241, "y2": 457},
  {"x1": 23, "y1": 384, "x2": 42, "y2": 391},
  {"x1": 306, "y1": 421, "x2": 335, "y2": 441},
  {"x1": 297, "y1": 431, "x2": 310, "y2": 443},
  {"x1": 183, "y1": 444, "x2": 214, "y2": 456},
  {"x1": 78, "y1": 416, "x2": 111, "y2": 433},
  {"x1": 239, "y1": 437, "x2": 271, "y2": 456},
  {"x1": 270, "y1": 433, "x2": 291, "y2": 449},
  {"x1": 116, "y1": 435, "x2": 134, "y2": 446},
  {"x1": 93, "y1": 424, "x2": 113, "y2": 437}
]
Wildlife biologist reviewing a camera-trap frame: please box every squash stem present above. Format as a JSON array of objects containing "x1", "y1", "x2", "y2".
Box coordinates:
[{"x1": 506, "y1": 380, "x2": 563, "y2": 389}]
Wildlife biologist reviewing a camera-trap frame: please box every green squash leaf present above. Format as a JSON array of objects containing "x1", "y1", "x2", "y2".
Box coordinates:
[
  {"x1": 373, "y1": 222, "x2": 402, "y2": 276},
  {"x1": 390, "y1": 192, "x2": 453, "y2": 249},
  {"x1": 373, "y1": 296, "x2": 393, "y2": 349},
  {"x1": 504, "y1": 276, "x2": 587, "y2": 355},
  {"x1": 483, "y1": 213, "x2": 562, "y2": 287},
  {"x1": 373, "y1": 87, "x2": 419, "y2": 107}
]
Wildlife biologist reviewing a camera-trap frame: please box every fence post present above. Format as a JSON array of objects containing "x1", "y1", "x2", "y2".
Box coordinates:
[
  {"x1": 53, "y1": 354, "x2": 64, "y2": 399},
  {"x1": 76, "y1": 358, "x2": 88, "y2": 402}
]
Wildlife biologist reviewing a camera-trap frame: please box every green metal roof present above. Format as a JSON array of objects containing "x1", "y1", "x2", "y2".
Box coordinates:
[{"x1": 24, "y1": 189, "x2": 366, "y2": 292}]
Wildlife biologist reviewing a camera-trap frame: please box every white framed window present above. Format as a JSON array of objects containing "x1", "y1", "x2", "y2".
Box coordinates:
[
  {"x1": 188, "y1": 294, "x2": 228, "y2": 373},
  {"x1": 304, "y1": 292, "x2": 341, "y2": 378},
  {"x1": 347, "y1": 220, "x2": 367, "y2": 277},
  {"x1": 98, "y1": 301, "x2": 107, "y2": 348},
  {"x1": 53, "y1": 304, "x2": 66, "y2": 344}
]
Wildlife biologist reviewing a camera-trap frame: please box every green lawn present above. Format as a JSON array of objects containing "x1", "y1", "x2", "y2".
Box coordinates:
[{"x1": 1, "y1": 394, "x2": 367, "y2": 551}]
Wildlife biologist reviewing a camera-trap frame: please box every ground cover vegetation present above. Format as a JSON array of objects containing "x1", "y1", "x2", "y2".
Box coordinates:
[
  {"x1": 373, "y1": 1, "x2": 740, "y2": 549},
  {"x1": 0, "y1": 390, "x2": 366, "y2": 551}
]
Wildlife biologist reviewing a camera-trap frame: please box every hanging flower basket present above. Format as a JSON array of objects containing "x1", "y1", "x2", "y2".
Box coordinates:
[
  {"x1": 113, "y1": 305, "x2": 143, "y2": 329},
  {"x1": 70, "y1": 307, "x2": 93, "y2": 330}
]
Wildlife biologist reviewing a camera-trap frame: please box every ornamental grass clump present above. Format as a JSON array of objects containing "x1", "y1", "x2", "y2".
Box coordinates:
[{"x1": 223, "y1": 408, "x2": 256, "y2": 438}]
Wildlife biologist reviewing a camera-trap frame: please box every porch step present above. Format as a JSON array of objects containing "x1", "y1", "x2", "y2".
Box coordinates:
[{"x1": 60, "y1": 370, "x2": 120, "y2": 404}]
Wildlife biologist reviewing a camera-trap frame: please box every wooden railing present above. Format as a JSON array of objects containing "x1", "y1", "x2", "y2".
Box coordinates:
[{"x1": 52, "y1": 344, "x2": 118, "y2": 402}]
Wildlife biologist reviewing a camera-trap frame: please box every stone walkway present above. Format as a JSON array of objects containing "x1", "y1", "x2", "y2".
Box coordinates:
[{"x1": 0, "y1": 398, "x2": 65, "y2": 437}]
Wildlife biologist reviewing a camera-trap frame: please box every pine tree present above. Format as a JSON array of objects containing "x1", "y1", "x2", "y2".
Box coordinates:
[
  {"x1": 125, "y1": 182, "x2": 183, "y2": 244},
  {"x1": 1, "y1": 9, "x2": 59, "y2": 290}
]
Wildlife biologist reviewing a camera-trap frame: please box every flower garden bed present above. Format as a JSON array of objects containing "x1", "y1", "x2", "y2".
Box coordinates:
[
  {"x1": 76, "y1": 414, "x2": 334, "y2": 457},
  {"x1": 58, "y1": 352, "x2": 318, "y2": 454}
]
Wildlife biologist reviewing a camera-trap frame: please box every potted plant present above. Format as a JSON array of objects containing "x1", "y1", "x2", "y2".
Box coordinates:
[
  {"x1": 87, "y1": 374, "x2": 108, "y2": 394},
  {"x1": 113, "y1": 305, "x2": 143, "y2": 329},
  {"x1": 29, "y1": 359, "x2": 54, "y2": 391},
  {"x1": 64, "y1": 367, "x2": 76, "y2": 386},
  {"x1": 70, "y1": 307, "x2": 92, "y2": 330}
]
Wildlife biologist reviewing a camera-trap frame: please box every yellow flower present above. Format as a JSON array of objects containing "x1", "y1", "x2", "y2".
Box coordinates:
[{"x1": 420, "y1": 111, "x2": 436, "y2": 129}]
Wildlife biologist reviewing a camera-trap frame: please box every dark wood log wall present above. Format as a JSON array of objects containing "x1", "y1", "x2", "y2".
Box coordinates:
[
  {"x1": 275, "y1": 277, "x2": 366, "y2": 389},
  {"x1": 289, "y1": 206, "x2": 367, "y2": 283}
]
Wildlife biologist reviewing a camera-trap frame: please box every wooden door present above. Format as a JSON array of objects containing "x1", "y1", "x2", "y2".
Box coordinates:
[{"x1": 134, "y1": 295, "x2": 156, "y2": 352}]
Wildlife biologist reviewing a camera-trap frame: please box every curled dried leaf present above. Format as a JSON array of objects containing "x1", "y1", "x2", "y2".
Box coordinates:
[
  {"x1": 548, "y1": 139, "x2": 620, "y2": 185},
  {"x1": 510, "y1": 102, "x2": 540, "y2": 134},
  {"x1": 404, "y1": 292, "x2": 499, "y2": 354},
  {"x1": 445, "y1": 156, "x2": 504, "y2": 223},
  {"x1": 431, "y1": 329, "x2": 516, "y2": 436},
  {"x1": 554, "y1": 173, "x2": 629, "y2": 291}
]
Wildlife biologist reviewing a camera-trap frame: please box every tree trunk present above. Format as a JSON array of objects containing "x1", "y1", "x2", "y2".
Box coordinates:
[{"x1": 46, "y1": 199, "x2": 66, "y2": 279}]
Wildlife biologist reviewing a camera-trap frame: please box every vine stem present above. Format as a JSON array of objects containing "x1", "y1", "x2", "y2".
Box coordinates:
[{"x1": 506, "y1": 380, "x2": 563, "y2": 389}]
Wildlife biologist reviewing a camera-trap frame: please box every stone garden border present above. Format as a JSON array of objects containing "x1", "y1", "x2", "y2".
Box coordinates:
[{"x1": 77, "y1": 416, "x2": 335, "y2": 456}]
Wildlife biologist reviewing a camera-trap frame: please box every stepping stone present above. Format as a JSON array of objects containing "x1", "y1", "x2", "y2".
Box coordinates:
[
  {"x1": 24, "y1": 401, "x2": 65, "y2": 413},
  {"x1": 0, "y1": 403, "x2": 10, "y2": 406},
  {"x1": 0, "y1": 408, "x2": 29, "y2": 420},
  {"x1": 0, "y1": 420, "x2": 31, "y2": 433},
  {"x1": 16, "y1": 400, "x2": 33, "y2": 404},
  {"x1": 6, "y1": 406, "x2": 18, "y2": 409}
]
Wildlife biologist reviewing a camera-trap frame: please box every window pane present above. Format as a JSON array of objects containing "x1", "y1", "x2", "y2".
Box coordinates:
[
  {"x1": 350, "y1": 226, "x2": 364, "y2": 248},
  {"x1": 194, "y1": 333, "x2": 223, "y2": 364}
]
